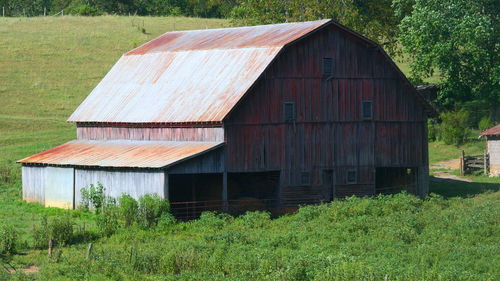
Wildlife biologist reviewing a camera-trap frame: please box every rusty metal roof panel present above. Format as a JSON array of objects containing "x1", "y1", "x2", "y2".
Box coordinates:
[
  {"x1": 17, "y1": 140, "x2": 223, "y2": 168},
  {"x1": 68, "y1": 20, "x2": 331, "y2": 123},
  {"x1": 126, "y1": 19, "x2": 331, "y2": 54},
  {"x1": 480, "y1": 124, "x2": 500, "y2": 136}
]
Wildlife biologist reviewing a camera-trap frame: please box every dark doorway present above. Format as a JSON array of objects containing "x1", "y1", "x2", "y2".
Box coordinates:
[
  {"x1": 227, "y1": 171, "x2": 280, "y2": 214},
  {"x1": 375, "y1": 167, "x2": 417, "y2": 194},
  {"x1": 169, "y1": 173, "x2": 222, "y2": 219}
]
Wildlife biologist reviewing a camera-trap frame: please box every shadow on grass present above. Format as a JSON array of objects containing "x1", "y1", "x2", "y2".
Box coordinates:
[{"x1": 430, "y1": 176, "x2": 499, "y2": 198}]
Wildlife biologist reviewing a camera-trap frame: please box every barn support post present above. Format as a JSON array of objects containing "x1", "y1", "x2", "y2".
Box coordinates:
[
  {"x1": 417, "y1": 165, "x2": 429, "y2": 198},
  {"x1": 164, "y1": 172, "x2": 169, "y2": 200},
  {"x1": 222, "y1": 171, "x2": 228, "y2": 212}
]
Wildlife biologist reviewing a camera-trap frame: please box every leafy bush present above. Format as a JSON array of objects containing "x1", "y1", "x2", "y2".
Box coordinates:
[
  {"x1": 80, "y1": 183, "x2": 113, "y2": 214},
  {"x1": 118, "y1": 194, "x2": 138, "y2": 227},
  {"x1": 0, "y1": 224, "x2": 17, "y2": 255},
  {"x1": 96, "y1": 206, "x2": 120, "y2": 237},
  {"x1": 440, "y1": 110, "x2": 470, "y2": 145},
  {"x1": 478, "y1": 116, "x2": 493, "y2": 132},
  {"x1": 137, "y1": 194, "x2": 170, "y2": 229},
  {"x1": 32, "y1": 215, "x2": 73, "y2": 249},
  {"x1": 66, "y1": 0, "x2": 103, "y2": 16}
]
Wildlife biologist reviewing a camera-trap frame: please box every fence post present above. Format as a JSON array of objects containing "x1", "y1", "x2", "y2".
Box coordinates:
[
  {"x1": 44, "y1": 7, "x2": 46, "y2": 16},
  {"x1": 61, "y1": 9, "x2": 64, "y2": 16},
  {"x1": 460, "y1": 150, "x2": 465, "y2": 175},
  {"x1": 484, "y1": 151, "x2": 488, "y2": 175},
  {"x1": 2, "y1": 6, "x2": 5, "y2": 17}
]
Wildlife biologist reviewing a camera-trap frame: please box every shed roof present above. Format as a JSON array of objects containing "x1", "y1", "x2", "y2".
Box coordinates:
[
  {"x1": 480, "y1": 124, "x2": 500, "y2": 136},
  {"x1": 68, "y1": 20, "x2": 330, "y2": 123},
  {"x1": 17, "y1": 140, "x2": 223, "y2": 168}
]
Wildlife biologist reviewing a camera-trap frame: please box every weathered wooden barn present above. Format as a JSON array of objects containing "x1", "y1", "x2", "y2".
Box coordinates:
[
  {"x1": 480, "y1": 124, "x2": 500, "y2": 176},
  {"x1": 18, "y1": 19, "x2": 434, "y2": 216}
]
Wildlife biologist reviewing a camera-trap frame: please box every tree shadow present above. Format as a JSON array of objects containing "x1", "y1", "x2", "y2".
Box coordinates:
[{"x1": 429, "y1": 176, "x2": 499, "y2": 198}]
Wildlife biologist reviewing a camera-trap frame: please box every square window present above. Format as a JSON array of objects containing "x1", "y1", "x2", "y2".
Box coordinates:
[
  {"x1": 347, "y1": 169, "x2": 357, "y2": 184},
  {"x1": 362, "y1": 100, "x2": 373, "y2": 120},
  {"x1": 283, "y1": 102, "x2": 296, "y2": 122},
  {"x1": 323, "y1": 57, "x2": 333, "y2": 76}
]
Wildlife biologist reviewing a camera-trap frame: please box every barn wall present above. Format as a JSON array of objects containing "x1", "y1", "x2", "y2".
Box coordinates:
[
  {"x1": 77, "y1": 126, "x2": 224, "y2": 142},
  {"x1": 225, "y1": 24, "x2": 428, "y2": 200},
  {"x1": 45, "y1": 167, "x2": 75, "y2": 209},
  {"x1": 22, "y1": 165, "x2": 46, "y2": 205},
  {"x1": 75, "y1": 168, "x2": 165, "y2": 206},
  {"x1": 487, "y1": 137, "x2": 500, "y2": 176},
  {"x1": 168, "y1": 148, "x2": 224, "y2": 174}
]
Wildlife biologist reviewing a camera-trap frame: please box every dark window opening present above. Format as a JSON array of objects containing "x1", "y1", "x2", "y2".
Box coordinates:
[
  {"x1": 283, "y1": 102, "x2": 296, "y2": 122},
  {"x1": 323, "y1": 57, "x2": 333, "y2": 76},
  {"x1": 347, "y1": 169, "x2": 357, "y2": 184},
  {"x1": 362, "y1": 100, "x2": 373, "y2": 120},
  {"x1": 376, "y1": 167, "x2": 417, "y2": 194},
  {"x1": 300, "y1": 171, "x2": 311, "y2": 185}
]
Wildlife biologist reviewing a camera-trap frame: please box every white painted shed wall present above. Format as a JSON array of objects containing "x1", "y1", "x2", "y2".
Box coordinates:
[
  {"x1": 44, "y1": 167, "x2": 75, "y2": 209},
  {"x1": 22, "y1": 166, "x2": 46, "y2": 204},
  {"x1": 74, "y1": 169, "x2": 166, "y2": 207},
  {"x1": 488, "y1": 139, "x2": 500, "y2": 176}
]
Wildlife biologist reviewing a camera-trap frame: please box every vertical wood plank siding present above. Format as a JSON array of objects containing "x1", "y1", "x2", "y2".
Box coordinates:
[
  {"x1": 77, "y1": 126, "x2": 224, "y2": 142},
  {"x1": 487, "y1": 138, "x2": 500, "y2": 175},
  {"x1": 225, "y1": 25, "x2": 428, "y2": 201},
  {"x1": 168, "y1": 148, "x2": 224, "y2": 174},
  {"x1": 22, "y1": 166, "x2": 46, "y2": 204},
  {"x1": 74, "y1": 168, "x2": 165, "y2": 206}
]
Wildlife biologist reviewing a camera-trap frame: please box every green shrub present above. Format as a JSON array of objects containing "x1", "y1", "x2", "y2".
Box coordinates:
[
  {"x1": 478, "y1": 116, "x2": 493, "y2": 132},
  {"x1": 118, "y1": 194, "x2": 138, "y2": 227},
  {"x1": 440, "y1": 110, "x2": 470, "y2": 145},
  {"x1": 0, "y1": 224, "x2": 17, "y2": 255},
  {"x1": 32, "y1": 214, "x2": 73, "y2": 249},
  {"x1": 137, "y1": 194, "x2": 170, "y2": 229},
  {"x1": 96, "y1": 206, "x2": 120, "y2": 237},
  {"x1": 80, "y1": 183, "x2": 114, "y2": 214}
]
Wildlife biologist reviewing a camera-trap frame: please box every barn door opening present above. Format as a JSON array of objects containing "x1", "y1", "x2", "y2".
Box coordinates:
[
  {"x1": 169, "y1": 173, "x2": 222, "y2": 219},
  {"x1": 375, "y1": 167, "x2": 417, "y2": 195},
  {"x1": 227, "y1": 171, "x2": 280, "y2": 214}
]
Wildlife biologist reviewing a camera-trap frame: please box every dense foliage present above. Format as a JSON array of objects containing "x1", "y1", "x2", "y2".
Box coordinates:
[
  {"x1": 398, "y1": 0, "x2": 499, "y2": 114},
  {"x1": 13, "y1": 192, "x2": 498, "y2": 280}
]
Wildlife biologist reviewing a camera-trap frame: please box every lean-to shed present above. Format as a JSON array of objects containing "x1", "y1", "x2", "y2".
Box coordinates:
[
  {"x1": 18, "y1": 19, "x2": 435, "y2": 218},
  {"x1": 480, "y1": 124, "x2": 500, "y2": 176}
]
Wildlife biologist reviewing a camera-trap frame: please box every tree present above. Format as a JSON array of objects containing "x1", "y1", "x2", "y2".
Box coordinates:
[
  {"x1": 397, "y1": 0, "x2": 499, "y2": 116},
  {"x1": 230, "y1": 0, "x2": 404, "y2": 54}
]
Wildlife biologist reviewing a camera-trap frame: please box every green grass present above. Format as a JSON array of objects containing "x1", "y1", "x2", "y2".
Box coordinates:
[
  {"x1": 0, "y1": 16, "x2": 498, "y2": 281},
  {"x1": 428, "y1": 139, "x2": 485, "y2": 163}
]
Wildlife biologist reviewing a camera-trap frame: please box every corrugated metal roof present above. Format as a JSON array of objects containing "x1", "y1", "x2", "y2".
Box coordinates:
[
  {"x1": 17, "y1": 140, "x2": 223, "y2": 168},
  {"x1": 480, "y1": 124, "x2": 500, "y2": 136},
  {"x1": 68, "y1": 20, "x2": 331, "y2": 123}
]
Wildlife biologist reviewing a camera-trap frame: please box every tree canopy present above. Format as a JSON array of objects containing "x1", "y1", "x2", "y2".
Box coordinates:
[{"x1": 397, "y1": 0, "x2": 499, "y2": 114}]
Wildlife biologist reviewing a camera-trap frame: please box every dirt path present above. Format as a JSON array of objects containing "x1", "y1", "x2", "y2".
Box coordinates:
[
  {"x1": 430, "y1": 158, "x2": 472, "y2": 182},
  {"x1": 6, "y1": 265, "x2": 39, "y2": 275}
]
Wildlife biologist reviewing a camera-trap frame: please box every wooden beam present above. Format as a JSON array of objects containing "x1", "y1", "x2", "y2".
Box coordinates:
[{"x1": 222, "y1": 171, "x2": 228, "y2": 211}]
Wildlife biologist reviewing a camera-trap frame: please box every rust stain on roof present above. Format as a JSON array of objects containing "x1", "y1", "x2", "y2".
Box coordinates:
[
  {"x1": 68, "y1": 20, "x2": 331, "y2": 124},
  {"x1": 480, "y1": 124, "x2": 500, "y2": 136},
  {"x1": 17, "y1": 140, "x2": 223, "y2": 168}
]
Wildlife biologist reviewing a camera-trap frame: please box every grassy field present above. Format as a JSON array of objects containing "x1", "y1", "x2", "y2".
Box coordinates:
[{"x1": 0, "y1": 16, "x2": 499, "y2": 280}]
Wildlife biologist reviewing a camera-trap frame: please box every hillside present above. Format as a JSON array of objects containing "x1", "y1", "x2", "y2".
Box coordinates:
[{"x1": 0, "y1": 16, "x2": 499, "y2": 280}]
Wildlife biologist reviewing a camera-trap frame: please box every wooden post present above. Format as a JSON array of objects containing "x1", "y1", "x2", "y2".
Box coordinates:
[
  {"x1": 86, "y1": 243, "x2": 93, "y2": 260},
  {"x1": 44, "y1": 7, "x2": 46, "y2": 16},
  {"x1": 3, "y1": 6, "x2": 5, "y2": 17},
  {"x1": 484, "y1": 151, "x2": 488, "y2": 175},
  {"x1": 222, "y1": 171, "x2": 228, "y2": 212},
  {"x1": 61, "y1": 9, "x2": 64, "y2": 16},
  {"x1": 460, "y1": 150, "x2": 465, "y2": 175},
  {"x1": 48, "y1": 239, "x2": 53, "y2": 257}
]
